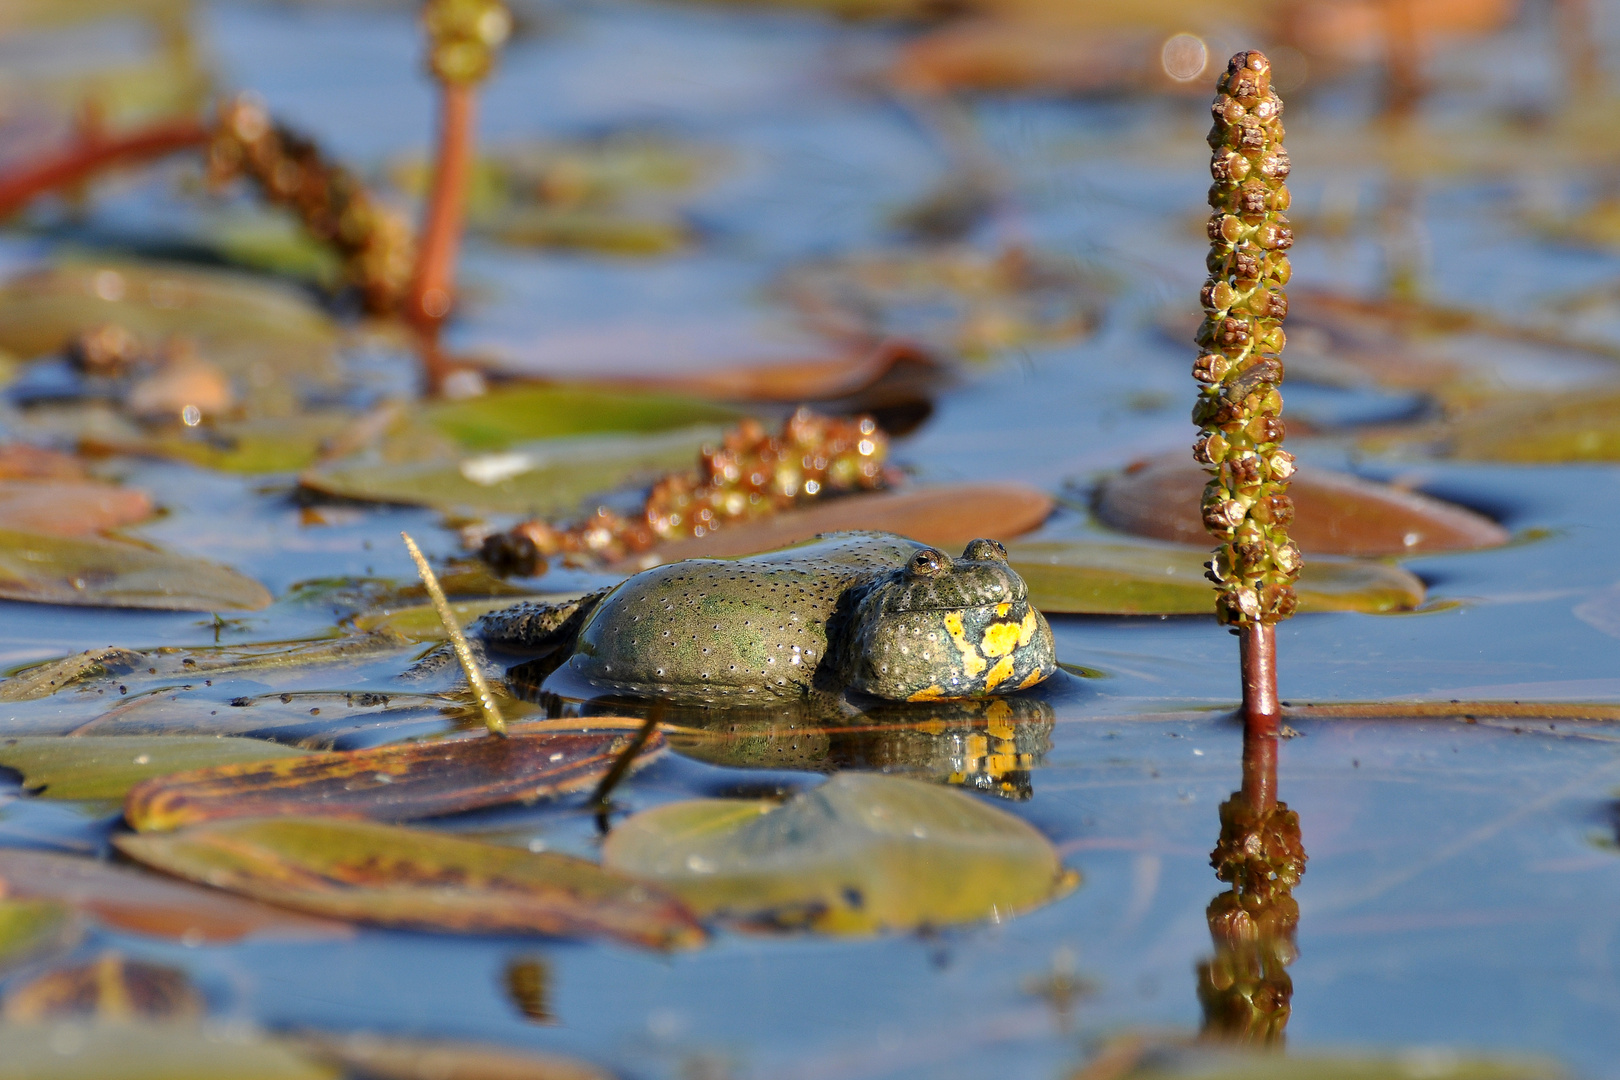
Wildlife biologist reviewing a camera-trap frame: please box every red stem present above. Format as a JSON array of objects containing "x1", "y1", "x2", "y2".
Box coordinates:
[
  {"x1": 0, "y1": 119, "x2": 210, "y2": 220},
  {"x1": 1240, "y1": 720, "x2": 1278, "y2": 814},
  {"x1": 1240, "y1": 622, "x2": 1279, "y2": 738},
  {"x1": 407, "y1": 81, "x2": 476, "y2": 338}
]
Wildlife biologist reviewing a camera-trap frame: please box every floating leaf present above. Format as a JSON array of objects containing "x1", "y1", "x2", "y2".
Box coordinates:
[
  {"x1": 0, "y1": 900, "x2": 78, "y2": 977},
  {"x1": 0, "y1": 262, "x2": 337, "y2": 382},
  {"x1": 601, "y1": 772, "x2": 1075, "y2": 934},
  {"x1": 0, "y1": 529, "x2": 272, "y2": 611},
  {"x1": 1007, "y1": 539, "x2": 1424, "y2": 615},
  {"x1": 0, "y1": 480, "x2": 152, "y2": 537},
  {"x1": 300, "y1": 427, "x2": 718, "y2": 516},
  {"x1": 491, "y1": 208, "x2": 689, "y2": 255},
  {"x1": 621, "y1": 484, "x2": 1054, "y2": 568},
  {"x1": 292, "y1": 1032, "x2": 613, "y2": 1080},
  {"x1": 0, "y1": 849, "x2": 348, "y2": 943},
  {"x1": 0, "y1": 736, "x2": 308, "y2": 802},
  {"x1": 1368, "y1": 389, "x2": 1620, "y2": 463},
  {"x1": 72, "y1": 690, "x2": 472, "y2": 746},
  {"x1": 115, "y1": 818, "x2": 705, "y2": 949},
  {"x1": 419, "y1": 384, "x2": 738, "y2": 452},
  {"x1": 1097, "y1": 1041, "x2": 1562, "y2": 1080},
  {"x1": 1092, "y1": 456, "x2": 1507, "y2": 556},
  {"x1": 124, "y1": 729, "x2": 663, "y2": 832},
  {"x1": 354, "y1": 596, "x2": 568, "y2": 643},
  {"x1": 0, "y1": 634, "x2": 409, "y2": 704},
  {"x1": 0, "y1": 1022, "x2": 337, "y2": 1080}
]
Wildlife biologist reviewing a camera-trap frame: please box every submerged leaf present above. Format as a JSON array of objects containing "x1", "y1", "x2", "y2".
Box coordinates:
[
  {"x1": 125, "y1": 729, "x2": 664, "y2": 832},
  {"x1": 0, "y1": 529, "x2": 272, "y2": 611},
  {"x1": 0, "y1": 849, "x2": 348, "y2": 943},
  {"x1": 300, "y1": 427, "x2": 718, "y2": 516},
  {"x1": 3, "y1": 954, "x2": 204, "y2": 1022},
  {"x1": 623, "y1": 484, "x2": 1054, "y2": 567},
  {"x1": 0, "y1": 1022, "x2": 337, "y2": 1080},
  {"x1": 0, "y1": 736, "x2": 308, "y2": 802},
  {"x1": 1092, "y1": 456, "x2": 1507, "y2": 556},
  {"x1": 601, "y1": 772, "x2": 1075, "y2": 934},
  {"x1": 115, "y1": 817, "x2": 705, "y2": 949},
  {"x1": 0, "y1": 900, "x2": 78, "y2": 977},
  {"x1": 1008, "y1": 539, "x2": 1425, "y2": 615}
]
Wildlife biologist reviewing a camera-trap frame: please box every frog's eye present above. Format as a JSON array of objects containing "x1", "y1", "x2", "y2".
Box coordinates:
[
  {"x1": 961, "y1": 538, "x2": 1008, "y2": 563},
  {"x1": 909, "y1": 548, "x2": 947, "y2": 577}
]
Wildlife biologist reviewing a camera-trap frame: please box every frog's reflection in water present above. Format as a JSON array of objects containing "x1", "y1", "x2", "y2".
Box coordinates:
[
  {"x1": 1197, "y1": 723, "x2": 1307, "y2": 1045},
  {"x1": 507, "y1": 660, "x2": 1055, "y2": 799}
]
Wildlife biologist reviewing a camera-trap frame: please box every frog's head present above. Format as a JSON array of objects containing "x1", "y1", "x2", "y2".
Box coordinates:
[{"x1": 846, "y1": 538, "x2": 1058, "y2": 701}]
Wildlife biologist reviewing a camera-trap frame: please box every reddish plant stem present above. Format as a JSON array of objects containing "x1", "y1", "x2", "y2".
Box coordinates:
[
  {"x1": 0, "y1": 119, "x2": 209, "y2": 220},
  {"x1": 1381, "y1": 0, "x2": 1423, "y2": 119},
  {"x1": 407, "y1": 81, "x2": 477, "y2": 342},
  {"x1": 1239, "y1": 622, "x2": 1279, "y2": 737}
]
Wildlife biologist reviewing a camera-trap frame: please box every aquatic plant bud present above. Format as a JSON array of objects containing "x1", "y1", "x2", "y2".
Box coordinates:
[
  {"x1": 423, "y1": 0, "x2": 512, "y2": 85},
  {"x1": 1192, "y1": 50, "x2": 1299, "y2": 627},
  {"x1": 207, "y1": 96, "x2": 415, "y2": 314}
]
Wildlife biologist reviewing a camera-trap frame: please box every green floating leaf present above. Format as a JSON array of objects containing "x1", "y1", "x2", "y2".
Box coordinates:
[
  {"x1": 115, "y1": 817, "x2": 705, "y2": 949},
  {"x1": 601, "y1": 772, "x2": 1075, "y2": 935},
  {"x1": 0, "y1": 634, "x2": 411, "y2": 704},
  {"x1": 1092, "y1": 456, "x2": 1508, "y2": 556},
  {"x1": 1371, "y1": 389, "x2": 1620, "y2": 463},
  {"x1": 0, "y1": 529, "x2": 272, "y2": 612},
  {"x1": 353, "y1": 595, "x2": 570, "y2": 643},
  {"x1": 1007, "y1": 539, "x2": 1424, "y2": 616},
  {"x1": 420, "y1": 385, "x2": 738, "y2": 452},
  {"x1": 0, "y1": 1022, "x2": 336, "y2": 1080},
  {"x1": 0, "y1": 900, "x2": 78, "y2": 977},
  {"x1": 300, "y1": 426, "x2": 718, "y2": 516},
  {"x1": 0, "y1": 262, "x2": 337, "y2": 384},
  {"x1": 0, "y1": 736, "x2": 308, "y2": 802},
  {"x1": 1113, "y1": 1043, "x2": 1563, "y2": 1080},
  {"x1": 490, "y1": 208, "x2": 689, "y2": 255},
  {"x1": 125, "y1": 729, "x2": 663, "y2": 832},
  {"x1": 73, "y1": 690, "x2": 471, "y2": 745}
]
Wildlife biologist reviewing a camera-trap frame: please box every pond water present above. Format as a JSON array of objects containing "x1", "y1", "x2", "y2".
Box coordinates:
[{"x1": 4, "y1": 1, "x2": 1620, "y2": 1077}]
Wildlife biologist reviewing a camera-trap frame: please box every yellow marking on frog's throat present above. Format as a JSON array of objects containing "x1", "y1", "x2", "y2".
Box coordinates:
[
  {"x1": 942, "y1": 611, "x2": 987, "y2": 677},
  {"x1": 995, "y1": 602, "x2": 1011, "y2": 617},
  {"x1": 980, "y1": 620, "x2": 1022, "y2": 658},
  {"x1": 1017, "y1": 610, "x2": 1038, "y2": 647},
  {"x1": 1016, "y1": 666, "x2": 1045, "y2": 690},
  {"x1": 982, "y1": 655, "x2": 1016, "y2": 693},
  {"x1": 909, "y1": 684, "x2": 947, "y2": 702}
]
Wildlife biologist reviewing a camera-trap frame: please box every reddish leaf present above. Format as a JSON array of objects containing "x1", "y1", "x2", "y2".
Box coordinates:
[
  {"x1": 1093, "y1": 455, "x2": 1508, "y2": 556},
  {"x1": 0, "y1": 481, "x2": 153, "y2": 537},
  {"x1": 125, "y1": 729, "x2": 664, "y2": 832}
]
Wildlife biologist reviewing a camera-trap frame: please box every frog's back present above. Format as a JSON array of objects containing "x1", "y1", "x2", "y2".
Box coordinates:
[{"x1": 567, "y1": 532, "x2": 919, "y2": 704}]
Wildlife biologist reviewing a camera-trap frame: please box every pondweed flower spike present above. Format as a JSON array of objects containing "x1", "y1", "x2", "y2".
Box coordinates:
[
  {"x1": 402, "y1": 531, "x2": 508, "y2": 736},
  {"x1": 1192, "y1": 50, "x2": 1299, "y2": 731},
  {"x1": 407, "y1": 0, "x2": 512, "y2": 345}
]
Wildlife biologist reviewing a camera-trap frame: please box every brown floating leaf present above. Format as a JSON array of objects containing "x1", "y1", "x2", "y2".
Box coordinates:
[
  {"x1": 619, "y1": 484, "x2": 1053, "y2": 568},
  {"x1": 0, "y1": 849, "x2": 349, "y2": 944},
  {"x1": 0, "y1": 481, "x2": 152, "y2": 537},
  {"x1": 0, "y1": 736, "x2": 310, "y2": 802},
  {"x1": 114, "y1": 817, "x2": 705, "y2": 949},
  {"x1": 1007, "y1": 539, "x2": 1426, "y2": 616},
  {"x1": 124, "y1": 729, "x2": 665, "y2": 832},
  {"x1": 292, "y1": 1032, "x2": 613, "y2": 1080},
  {"x1": 1092, "y1": 456, "x2": 1507, "y2": 557},
  {"x1": 0, "y1": 529, "x2": 273, "y2": 611}
]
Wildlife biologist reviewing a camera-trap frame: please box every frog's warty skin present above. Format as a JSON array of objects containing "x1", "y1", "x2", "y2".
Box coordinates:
[{"x1": 1193, "y1": 50, "x2": 1301, "y2": 627}]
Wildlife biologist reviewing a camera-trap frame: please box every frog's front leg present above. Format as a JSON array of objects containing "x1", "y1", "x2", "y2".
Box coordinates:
[{"x1": 473, "y1": 587, "x2": 612, "y2": 652}]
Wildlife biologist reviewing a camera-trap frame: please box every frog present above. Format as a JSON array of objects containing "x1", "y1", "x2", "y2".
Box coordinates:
[{"x1": 473, "y1": 531, "x2": 1057, "y2": 707}]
